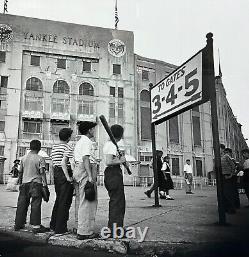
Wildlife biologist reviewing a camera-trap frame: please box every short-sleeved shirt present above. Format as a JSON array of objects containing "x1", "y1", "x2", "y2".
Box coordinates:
[
  {"x1": 20, "y1": 153, "x2": 46, "y2": 184},
  {"x1": 74, "y1": 135, "x2": 93, "y2": 162},
  {"x1": 103, "y1": 140, "x2": 126, "y2": 169},
  {"x1": 184, "y1": 164, "x2": 193, "y2": 174},
  {"x1": 51, "y1": 143, "x2": 74, "y2": 167}
]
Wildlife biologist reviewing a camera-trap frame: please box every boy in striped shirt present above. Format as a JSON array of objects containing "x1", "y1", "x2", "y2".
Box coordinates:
[{"x1": 50, "y1": 128, "x2": 74, "y2": 234}]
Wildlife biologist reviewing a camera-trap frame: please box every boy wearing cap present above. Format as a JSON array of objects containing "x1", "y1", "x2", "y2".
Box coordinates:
[
  {"x1": 73, "y1": 121, "x2": 98, "y2": 240},
  {"x1": 14, "y1": 140, "x2": 49, "y2": 233},
  {"x1": 103, "y1": 124, "x2": 127, "y2": 236},
  {"x1": 50, "y1": 128, "x2": 74, "y2": 234}
]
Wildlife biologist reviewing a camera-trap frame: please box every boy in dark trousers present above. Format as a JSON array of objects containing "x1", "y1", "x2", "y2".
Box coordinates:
[
  {"x1": 14, "y1": 140, "x2": 49, "y2": 233},
  {"x1": 103, "y1": 124, "x2": 126, "y2": 236}
]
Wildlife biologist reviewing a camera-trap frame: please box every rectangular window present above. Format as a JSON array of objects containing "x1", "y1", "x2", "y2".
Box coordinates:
[
  {"x1": 23, "y1": 121, "x2": 41, "y2": 134},
  {"x1": 17, "y1": 146, "x2": 26, "y2": 157},
  {"x1": 24, "y1": 97, "x2": 43, "y2": 111},
  {"x1": 192, "y1": 106, "x2": 200, "y2": 112},
  {"x1": 192, "y1": 116, "x2": 201, "y2": 146},
  {"x1": 110, "y1": 87, "x2": 115, "y2": 97},
  {"x1": 118, "y1": 103, "x2": 124, "y2": 123},
  {"x1": 113, "y1": 64, "x2": 121, "y2": 75},
  {"x1": 169, "y1": 116, "x2": 179, "y2": 143},
  {"x1": 30, "y1": 55, "x2": 40, "y2": 66},
  {"x1": 51, "y1": 122, "x2": 68, "y2": 135},
  {"x1": 0, "y1": 121, "x2": 5, "y2": 131},
  {"x1": 118, "y1": 87, "x2": 124, "y2": 98},
  {"x1": 141, "y1": 106, "x2": 151, "y2": 140},
  {"x1": 52, "y1": 99, "x2": 69, "y2": 113},
  {"x1": 109, "y1": 103, "x2": 115, "y2": 118},
  {"x1": 1, "y1": 76, "x2": 8, "y2": 88},
  {"x1": 172, "y1": 157, "x2": 180, "y2": 176},
  {"x1": 78, "y1": 101, "x2": 94, "y2": 115},
  {"x1": 83, "y1": 61, "x2": 91, "y2": 72},
  {"x1": 0, "y1": 145, "x2": 4, "y2": 156},
  {"x1": 139, "y1": 155, "x2": 145, "y2": 162},
  {"x1": 145, "y1": 156, "x2": 152, "y2": 162},
  {"x1": 0, "y1": 51, "x2": 6, "y2": 63},
  {"x1": 0, "y1": 100, "x2": 6, "y2": 109},
  {"x1": 57, "y1": 59, "x2": 66, "y2": 69},
  {"x1": 196, "y1": 159, "x2": 203, "y2": 177},
  {"x1": 142, "y1": 70, "x2": 149, "y2": 80}
]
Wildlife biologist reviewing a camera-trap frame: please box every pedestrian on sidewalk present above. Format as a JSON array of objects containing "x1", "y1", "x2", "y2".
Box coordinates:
[
  {"x1": 241, "y1": 148, "x2": 249, "y2": 207},
  {"x1": 50, "y1": 128, "x2": 74, "y2": 235},
  {"x1": 161, "y1": 156, "x2": 174, "y2": 200},
  {"x1": 221, "y1": 148, "x2": 237, "y2": 214},
  {"x1": 14, "y1": 140, "x2": 50, "y2": 233},
  {"x1": 144, "y1": 150, "x2": 165, "y2": 199},
  {"x1": 73, "y1": 121, "x2": 98, "y2": 240},
  {"x1": 103, "y1": 124, "x2": 127, "y2": 237},
  {"x1": 184, "y1": 159, "x2": 194, "y2": 194}
]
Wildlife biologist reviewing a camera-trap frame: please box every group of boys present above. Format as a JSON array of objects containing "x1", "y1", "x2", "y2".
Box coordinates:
[{"x1": 14, "y1": 121, "x2": 127, "y2": 239}]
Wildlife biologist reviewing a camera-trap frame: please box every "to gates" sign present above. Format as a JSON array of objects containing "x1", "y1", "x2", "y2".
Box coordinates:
[{"x1": 150, "y1": 51, "x2": 203, "y2": 124}]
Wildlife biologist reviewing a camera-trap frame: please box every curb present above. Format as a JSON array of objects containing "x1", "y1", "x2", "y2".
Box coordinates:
[{"x1": 1, "y1": 227, "x2": 249, "y2": 256}]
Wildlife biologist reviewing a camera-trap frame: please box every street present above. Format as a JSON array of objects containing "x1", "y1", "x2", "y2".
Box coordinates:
[{"x1": 1, "y1": 185, "x2": 249, "y2": 256}]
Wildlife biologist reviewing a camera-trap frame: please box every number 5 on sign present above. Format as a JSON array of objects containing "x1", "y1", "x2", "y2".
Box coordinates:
[{"x1": 150, "y1": 51, "x2": 202, "y2": 123}]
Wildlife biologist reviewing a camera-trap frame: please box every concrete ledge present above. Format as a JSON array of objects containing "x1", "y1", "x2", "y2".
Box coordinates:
[
  {"x1": 1, "y1": 227, "x2": 249, "y2": 256},
  {"x1": 48, "y1": 234, "x2": 128, "y2": 254}
]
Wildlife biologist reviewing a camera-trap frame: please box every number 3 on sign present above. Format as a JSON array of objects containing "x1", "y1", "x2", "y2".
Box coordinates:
[{"x1": 152, "y1": 95, "x2": 161, "y2": 114}]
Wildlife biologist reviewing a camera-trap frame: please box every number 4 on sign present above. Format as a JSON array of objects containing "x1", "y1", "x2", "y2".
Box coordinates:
[{"x1": 166, "y1": 84, "x2": 177, "y2": 105}]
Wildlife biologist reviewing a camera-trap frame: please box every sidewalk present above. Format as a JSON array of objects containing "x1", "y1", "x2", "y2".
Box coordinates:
[{"x1": 0, "y1": 184, "x2": 249, "y2": 256}]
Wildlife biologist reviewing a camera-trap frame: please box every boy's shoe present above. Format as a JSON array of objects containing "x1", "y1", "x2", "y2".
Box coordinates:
[
  {"x1": 159, "y1": 194, "x2": 166, "y2": 199},
  {"x1": 14, "y1": 225, "x2": 25, "y2": 231},
  {"x1": 144, "y1": 191, "x2": 151, "y2": 198},
  {"x1": 166, "y1": 196, "x2": 174, "y2": 200},
  {"x1": 32, "y1": 225, "x2": 50, "y2": 234},
  {"x1": 77, "y1": 233, "x2": 99, "y2": 240}
]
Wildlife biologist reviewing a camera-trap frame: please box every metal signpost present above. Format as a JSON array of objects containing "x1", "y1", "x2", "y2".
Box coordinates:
[{"x1": 149, "y1": 33, "x2": 226, "y2": 224}]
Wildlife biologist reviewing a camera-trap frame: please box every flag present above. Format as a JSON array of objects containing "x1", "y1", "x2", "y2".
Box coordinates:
[
  {"x1": 4, "y1": 0, "x2": 8, "y2": 13},
  {"x1": 115, "y1": 0, "x2": 119, "y2": 29}
]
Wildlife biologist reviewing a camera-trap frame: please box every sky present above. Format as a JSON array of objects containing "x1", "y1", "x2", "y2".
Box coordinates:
[{"x1": 5, "y1": 0, "x2": 249, "y2": 140}]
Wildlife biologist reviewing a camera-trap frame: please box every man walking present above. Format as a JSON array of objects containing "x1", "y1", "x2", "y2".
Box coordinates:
[
  {"x1": 15, "y1": 140, "x2": 49, "y2": 233},
  {"x1": 50, "y1": 128, "x2": 74, "y2": 234},
  {"x1": 221, "y1": 148, "x2": 236, "y2": 214},
  {"x1": 73, "y1": 121, "x2": 98, "y2": 240},
  {"x1": 184, "y1": 159, "x2": 194, "y2": 194},
  {"x1": 144, "y1": 150, "x2": 165, "y2": 198}
]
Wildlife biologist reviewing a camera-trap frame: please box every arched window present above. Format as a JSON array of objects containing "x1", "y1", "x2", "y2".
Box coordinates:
[
  {"x1": 53, "y1": 80, "x2": 69, "y2": 94},
  {"x1": 140, "y1": 90, "x2": 150, "y2": 102},
  {"x1": 79, "y1": 82, "x2": 94, "y2": 96},
  {"x1": 140, "y1": 90, "x2": 151, "y2": 140},
  {"x1": 26, "y1": 77, "x2": 43, "y2": 91}
]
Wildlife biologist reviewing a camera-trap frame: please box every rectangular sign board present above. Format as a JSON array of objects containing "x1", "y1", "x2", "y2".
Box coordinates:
[{"x1": 151, "y1": 51, "x2": 203, "y2": 124}]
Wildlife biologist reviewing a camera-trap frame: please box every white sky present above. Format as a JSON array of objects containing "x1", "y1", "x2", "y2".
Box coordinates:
[{"x1": 6, "y1": 0, "x2": 249, "y2": 141}]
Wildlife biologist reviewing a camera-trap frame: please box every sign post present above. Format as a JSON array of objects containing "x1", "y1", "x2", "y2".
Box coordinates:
[
  {"x1": 204, "y1": 33, "x2": 226, "y2": 225},
  {"x1": 149, "y1": 33, "x2": 226, "y2": 223},
  {"x1": 149, "y1": 83, "x2": 160, "y2": 207}
]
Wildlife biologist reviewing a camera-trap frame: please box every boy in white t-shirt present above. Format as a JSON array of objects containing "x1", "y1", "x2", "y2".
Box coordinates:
[{"x1": 103, "y1": 124, "x2": 126, "y2": 237}]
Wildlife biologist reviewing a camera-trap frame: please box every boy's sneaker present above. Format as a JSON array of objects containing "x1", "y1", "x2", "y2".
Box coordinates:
[
  {"x1": 32, "y1": 225, "x2": 50, "y2": 234},
  {"x1": 166, "y1": 196, "x2": 174, "y2": 200},
  {"x1": 14, "y1": 225, "x2": 25, "y2": 231}
]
